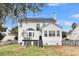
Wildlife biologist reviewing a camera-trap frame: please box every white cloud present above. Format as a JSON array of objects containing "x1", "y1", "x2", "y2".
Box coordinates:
[
  {"x1": 47, "y1": 3, "x2": 60, "y2": 6},
  {"x1": 71, "y1": 14, "x2": 79, "y2": 18},
  {"x1": 57, "y1": 20, "x2": 73, "y2": 31},
  {"x1": 57, "y1": 20, "x2": 73, "y2": 26}
]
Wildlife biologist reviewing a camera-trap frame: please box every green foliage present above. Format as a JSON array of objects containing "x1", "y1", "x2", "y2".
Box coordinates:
[
  {"x1": 0, "y1": 44, "x2": 79, "y2": 56},
  {"x1": 72, "y1": 23, "x2": 77, "y2": 29},
  {"x1": 0, "y1": 23, "x2": 6, "y2": 41},
  {"x1": 0, "y1": 3, "x2": 45, "y2": 22},
  {"x1": 0, "y1": 33, "x2": 5, "y2": 42},
  {"x1": 10, "y1": 26, "x2": 18, "y2": 35}
]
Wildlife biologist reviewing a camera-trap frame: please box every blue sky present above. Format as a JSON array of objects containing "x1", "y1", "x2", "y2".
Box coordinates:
[{"x1": 5, "y1": 3, "x2": 79, "y2": 31}]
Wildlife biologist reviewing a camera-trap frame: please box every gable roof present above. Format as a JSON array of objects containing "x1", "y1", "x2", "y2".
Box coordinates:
[
  {"x1": 41, "y1": 23, "x2": 62, "y2": 29},
  {"x1": 68, "y1": 30, "x2": 73, "y2": 35},
  {"x1": 20, "y1": 18, "x2": 56, "y2": 23}
]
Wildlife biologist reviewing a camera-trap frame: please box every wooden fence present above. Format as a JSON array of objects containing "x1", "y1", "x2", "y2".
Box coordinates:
[{"x1": 62, "y1": 40, "x2": 79, "y2": 46}]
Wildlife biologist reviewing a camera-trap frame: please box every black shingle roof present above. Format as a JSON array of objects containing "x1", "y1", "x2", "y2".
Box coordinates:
[{"x1": 21, "y1": 18, "x2": 56, "y2": 23}]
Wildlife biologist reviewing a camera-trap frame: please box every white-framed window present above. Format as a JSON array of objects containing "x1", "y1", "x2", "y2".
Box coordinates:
[
  {"x1": 44, "y1": 31, "x2": 47, "y2": 37},
  {"x1": 27, "y1": 32, "x2": 34, "y2": 37},
  {"x1": 36, "y1": 24, "x2": 40, "y2": 31},
  {"x1": 49, "y1": 31, "x2": 52, "y2": 37},
  {"x1": 57, "y1": 31, "x2": 60, "y2": 37},
  {"x1": 27, "y1": 33, "x2": 28, "y2": 37},
  {"x1": 33, "y1": 32, "x2": 34, "y2": 37},
  {"x1": 29, "y1": 32, "x2": 32, "y2": 37},
  {"x1": 52, "y1": 31, "x2": 55, "y2": 36},
  {"x1": 49, "y1": 31, "x2": 55, "y2": 37}
]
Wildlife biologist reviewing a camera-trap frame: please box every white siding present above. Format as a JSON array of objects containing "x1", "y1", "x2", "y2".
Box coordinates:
[
  {"x1": 42, "y1": 24, "x2": 62, "y2": 45},
  {"x1": 18, "y1": 22, "x2": 62, "y2": 46},
  {"x1": 18, "y1": 23, "x2": 24, "y2": 44},
  {"x1": 22, "y1": 22, "x2": 49, "y2": 31}
]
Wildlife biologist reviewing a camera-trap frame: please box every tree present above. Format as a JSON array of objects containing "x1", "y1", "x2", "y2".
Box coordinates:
[
  {"x1": 10, "y1": 26, "x2": 18, "y2": 35},
  {"x1": 10, "y1": 26, "x2": 18, "y2": 40},
  {"x1": 0, "y1": 23, "x2": 6, "y2": 42},
  {"x1": 62, "y1": 31, "x2": 68, "y2": 38},
  {"x1": 72, "y1": 23, "x2": 77, "y2": 29},
  {"x1": 0, "y1": 4, "x2": 45, "y2": 23},
  {"x1": 0, "y1": 33, "x2": 5, "y2": 42}
]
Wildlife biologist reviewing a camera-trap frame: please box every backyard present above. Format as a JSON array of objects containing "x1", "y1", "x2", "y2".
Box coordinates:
[{"x1": 0, "y1": 44, "x2": 79, "y2": 56}]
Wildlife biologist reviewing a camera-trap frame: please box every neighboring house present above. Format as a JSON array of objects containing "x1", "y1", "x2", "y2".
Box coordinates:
[
  {"x1": 18, "y1": 18, "x2": 62, "y2": 46},
  {"x1": 2, "y1": 28, "x2": 15, "y2": 42},
  {"x1": 67, "y1": 25, "x2": 79, "y2": 40},
  {"x1": 62, "y1": 25, "x2": 79, "y2": 46}
]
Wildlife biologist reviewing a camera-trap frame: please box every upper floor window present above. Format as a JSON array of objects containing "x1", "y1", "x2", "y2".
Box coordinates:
[
  {"x1": 57, "y1": 31, "x2": 60, "y2": 37},
  {"x1": 44, "y1": 31, "x2": 47, "y2": 37},
  {"x1": 36, "y1": 24, "x2": 40, "y2": 31}
]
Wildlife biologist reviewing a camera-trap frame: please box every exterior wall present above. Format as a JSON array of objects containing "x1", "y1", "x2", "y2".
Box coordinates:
[
  {"x1": 42, "y1": 24, "x2": 62, "y2": 45},
  {"x1": 18, "y1": 23, "x2": 24, "y2": 44},
  {"x1": 18, "y1": 22, "x2": 42, "y2": 44},
  {"x1": 2, "y1": 35, "x2": 15, "y2": 42},
  {"x1": 22, "y1": 22, "x2": 49, "y2": 31},
  {"x1": 18, "y1": 22, "x2": 62, "y2": 46}
]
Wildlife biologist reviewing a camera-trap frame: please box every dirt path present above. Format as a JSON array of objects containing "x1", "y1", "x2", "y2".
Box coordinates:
[{"x1": 45, "y1": 46, "x2": 79, "y2": 56}]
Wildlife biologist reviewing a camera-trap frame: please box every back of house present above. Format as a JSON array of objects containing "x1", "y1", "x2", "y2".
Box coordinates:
[{"x1": 18, "y1": 17, "x2": 62, "y2": 46}]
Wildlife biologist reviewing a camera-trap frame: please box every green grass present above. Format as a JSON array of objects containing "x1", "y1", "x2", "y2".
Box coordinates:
[
  {"x1": 0, "y1": 44, "x2": 79, "y2": 56},
  {"x1": 0, "y1": 44, "x2": 56, "y2": 56}
]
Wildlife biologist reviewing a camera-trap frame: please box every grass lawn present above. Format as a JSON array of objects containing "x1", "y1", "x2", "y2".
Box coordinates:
[{"x1": 0, "y1": 44, "x2": 79, "y2": 56}]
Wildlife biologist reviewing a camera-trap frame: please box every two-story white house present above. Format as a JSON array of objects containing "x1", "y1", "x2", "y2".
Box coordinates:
[{"x1": 18, "y1": 18, "x2": 62, "y2": 46}]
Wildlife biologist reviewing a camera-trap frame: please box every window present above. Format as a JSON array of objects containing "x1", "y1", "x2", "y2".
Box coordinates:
[
  {"x1": 57, "y1": 31, "x2": 60, "y2": 37},
  {"x1": 52, "y1": 31, "x2": 55, "y2": 36},
  {"x1": 49, "y1": 31, "x2": 52, "y2": 36},
  {"x1": 36, "y1": 24, "x2": 40, "y2": 31},
  {"x1": 44, "y1": 31, "x2": 47, "y2": 37},
  {"x1": 37, "y1": 24, "x2": 40, "y2": 27},
  {"x1": 29, "y1": 32, "x2": 32, "y2": 37},
  {"x1": 33, "y1": 32, "x2": 34, "y2": 37},
  {"x1": 49, "y1": 31, "x2": 55, "y2": 37},
  {"x1": 27, "y1": 33, "x2": 28, "y2": 37}
]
